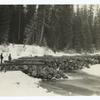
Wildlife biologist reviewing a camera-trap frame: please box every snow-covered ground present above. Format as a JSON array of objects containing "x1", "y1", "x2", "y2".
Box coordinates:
[
  {"x1": 0, "y1": 71, "x2": 58, "y2": 96},
  {"x1": 82, "y1": 64, "x2": 100, "y2": 77},
  {"x1": 0, "y1": 44, "x2": 81, "y2": 61},
  {"x1": 0, "y1": 44, "x2": 100, "y2": 61}
]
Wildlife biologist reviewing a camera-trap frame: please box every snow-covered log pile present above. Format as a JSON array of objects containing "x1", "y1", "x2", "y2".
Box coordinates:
[{"x1": 1, "y1": 55, "x2": 100, "y2": 80}]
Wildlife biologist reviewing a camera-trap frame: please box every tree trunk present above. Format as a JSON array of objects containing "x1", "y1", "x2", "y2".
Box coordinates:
[
  {"x1": 39, "y1": 10, "x2": 45, "y2": 45},
  {"x1": 18, "y1": 9, "x2": 21, "y2": 43}
]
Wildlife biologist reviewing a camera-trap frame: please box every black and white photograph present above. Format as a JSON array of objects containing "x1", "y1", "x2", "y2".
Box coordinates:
[{"x1": 0, "y1": 4, "x2": 100, "y2": 96}]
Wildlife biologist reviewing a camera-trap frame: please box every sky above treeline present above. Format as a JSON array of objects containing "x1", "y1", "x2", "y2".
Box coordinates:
[{"x1": 22, "y1": 5, "x2": 99, "y2": 13}]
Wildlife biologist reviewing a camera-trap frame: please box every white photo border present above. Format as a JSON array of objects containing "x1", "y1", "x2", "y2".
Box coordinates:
[
  {"x1": 0, "y1": 0, "x2": 100, "y2": 100},
  {"x1": 0, "y1": 0, "x2": 100, "y2": 5}
]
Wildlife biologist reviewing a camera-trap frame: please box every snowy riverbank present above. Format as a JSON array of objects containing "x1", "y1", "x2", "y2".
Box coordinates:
[
  {"x1": 0, "y1": 44, "x2": 81, "y2": 61},
  {"x1": 0, "y1": 71, "x2": 57, "y2": 96},
  {"x1": 82, "y1": 64, "x2": 100, "y2": 77},
  {"x1": 0, "y1": 44, "x2": 100, "y2": 61}
]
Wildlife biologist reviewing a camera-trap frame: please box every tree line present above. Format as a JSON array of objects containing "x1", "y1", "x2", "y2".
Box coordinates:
[{"x1": 0, "y1": 5, "x2": 100, "y2": 53}]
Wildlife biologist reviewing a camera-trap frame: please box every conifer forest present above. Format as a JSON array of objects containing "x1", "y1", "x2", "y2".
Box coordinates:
[{"x1": 0, "y1": 5, "x2": 100, "y2": 53}]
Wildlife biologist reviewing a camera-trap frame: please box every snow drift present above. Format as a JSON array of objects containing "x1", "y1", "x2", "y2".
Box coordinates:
[
  {"x1": 0, "y1": 44, "x2": 81, "y2": 61},
  {"x1": 0, "y1": 71, "x2": 57, "y2": 96},
  {"x1": 82, "y1": 64, "x2": 100, "y2": 77}
]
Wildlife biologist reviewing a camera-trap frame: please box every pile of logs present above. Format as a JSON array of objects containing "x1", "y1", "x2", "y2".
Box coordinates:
[{"x1": 0, "y1": 55, "x2": 100, "y2": 80}]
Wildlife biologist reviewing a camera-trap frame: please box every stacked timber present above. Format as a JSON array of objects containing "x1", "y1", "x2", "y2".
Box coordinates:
[{"x1": 0, "y1": 55, "x2": 100, "y2": 80}]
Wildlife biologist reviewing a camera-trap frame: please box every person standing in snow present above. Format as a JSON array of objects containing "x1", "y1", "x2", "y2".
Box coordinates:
[
  {"x1": 0, "y1": 53, "x2": 3, "y2": 64},
  {"x1": 5, "y1": 54, "x2": 12, "y2": 72},
  {"x1": 8, "y1": 54, "x2": 12, "y2": 62}
]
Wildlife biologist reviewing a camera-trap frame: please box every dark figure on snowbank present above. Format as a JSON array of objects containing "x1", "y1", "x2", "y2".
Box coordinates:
[
  {"x1": 8, "y1": 54, "x2": 12, "y2": 62},
  {"x1": 0, "y1": 53, "x2": 3, "y2": 64}
]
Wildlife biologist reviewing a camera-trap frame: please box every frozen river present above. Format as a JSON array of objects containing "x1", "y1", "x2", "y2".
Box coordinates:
[{"x1": 39, "y1": 70, "x2": 100, "y2": 96}]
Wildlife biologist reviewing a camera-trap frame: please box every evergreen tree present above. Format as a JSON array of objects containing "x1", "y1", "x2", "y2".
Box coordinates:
[
  {"x1": 44, "y1": 5, "x2": 74, "y2": 51},
  {"x1": 59, "y1": 5, "x2": 73, "y2": 50},
  {"x1": 72, "y1": 5, "x2": 83, "y2": 52},
  {"x1": 93, "y1": 6, "x2": 100, "y2": 50},
  {"x1": 24, "y1": 5, "x2": 49, "y2": 46},
  {"x1": 25, "y1": 5, "x2": 36, "y2": 25},
  {"x1": 0, "y1": 6, "x2": 10, "y2": 44},
  {"x1": 24, "y1": 5, "x2": 37, "y2": 44},
  {"x1": 81, "y1": 5, "x2": 93, "y2": 51},
  {"x1": 9, "y1": 5, "x2": 26, "y2": 43}
]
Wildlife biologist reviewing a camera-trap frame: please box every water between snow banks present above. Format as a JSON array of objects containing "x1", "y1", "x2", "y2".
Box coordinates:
[
  {"x1": 1, "y1": 69, "x2": 100, "y2": 96},
  {"x1": 39, "y1": 65, "x2": 100, "y2": 96}
]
